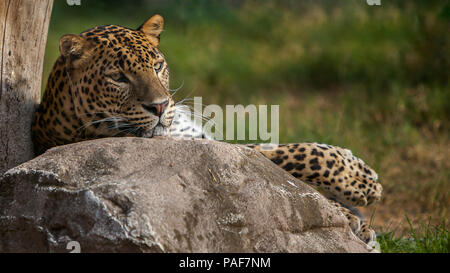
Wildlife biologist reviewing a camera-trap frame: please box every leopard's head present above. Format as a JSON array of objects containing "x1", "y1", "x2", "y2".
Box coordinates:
[{"x1": 33, "y1": 15, "x2": 174, "y2": 153}]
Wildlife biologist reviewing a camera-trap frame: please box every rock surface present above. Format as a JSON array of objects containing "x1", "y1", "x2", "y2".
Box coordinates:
[{"x1": 0, "y1": 137, "x2": 370, "y2": 253}]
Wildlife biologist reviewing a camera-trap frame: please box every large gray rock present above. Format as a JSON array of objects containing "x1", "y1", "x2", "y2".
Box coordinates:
[{"x1": 0, "y1": 137, "x2": 370, "y2": 253}]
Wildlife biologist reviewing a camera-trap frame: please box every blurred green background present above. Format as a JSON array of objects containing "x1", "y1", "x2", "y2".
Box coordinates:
[{"x1": 43, "y1": 0, "x2": 449, "y2": 245}]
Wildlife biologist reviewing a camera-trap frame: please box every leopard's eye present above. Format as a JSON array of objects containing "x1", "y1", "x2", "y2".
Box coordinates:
[
  {"x1": 109, "y1": 72, "x2": 129, "y2": 83},
  {"x1": 154, "y1": 62, "x2": 163, "y2": 73}
]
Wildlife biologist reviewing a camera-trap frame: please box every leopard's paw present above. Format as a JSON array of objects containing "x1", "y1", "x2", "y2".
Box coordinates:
[
  {"x1": 329, "y1": 199, "x2": 377, "y2": 245},
  {"x1": 356, "y1": 222, "x2": 377, "y2": 245}
]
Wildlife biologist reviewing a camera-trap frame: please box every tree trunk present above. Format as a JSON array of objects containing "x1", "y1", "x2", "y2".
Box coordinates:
[{"x1": 0, "y1": 0, "x2": 53, "y2": 174}]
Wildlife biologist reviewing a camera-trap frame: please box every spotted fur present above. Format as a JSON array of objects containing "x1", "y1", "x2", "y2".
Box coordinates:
[
  {"x1": 250, "y1": 143, "x2": 382, "y2": 207},
  {"x1": 32, "y1": 15, "x2": 382, "y2": 245},
  {"x1": 32, "y1": 15, "x2": 173, "y2": 155}
]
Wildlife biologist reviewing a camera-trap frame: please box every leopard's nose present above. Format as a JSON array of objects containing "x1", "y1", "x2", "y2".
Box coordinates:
[{"x1": 142, "y1": 100, "x2": 169, "y2": 117}]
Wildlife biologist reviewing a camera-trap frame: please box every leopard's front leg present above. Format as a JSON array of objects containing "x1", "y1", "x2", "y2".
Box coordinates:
[
  {"x1": 249, "y1": 143, "x2": 382, "y2": 207},
  {"x1": 248, "y1": 142, "x2": 381, "y2": 245}
]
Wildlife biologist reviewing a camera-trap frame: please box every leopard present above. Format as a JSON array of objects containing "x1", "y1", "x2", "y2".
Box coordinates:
[{"x1": 32, "y1": 15, "x2": 382, "y2": 246}]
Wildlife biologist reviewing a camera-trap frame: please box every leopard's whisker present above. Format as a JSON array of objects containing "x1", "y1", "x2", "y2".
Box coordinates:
[
  {"x1": 168, "y1": 81, "x2": 184, "y2": 95},
  {"x1": 77, "y1": 116, "x2": 128, "y2": 132},
  {"x1": 173, "y1": 108, "x2": 213, "y2": 123}
]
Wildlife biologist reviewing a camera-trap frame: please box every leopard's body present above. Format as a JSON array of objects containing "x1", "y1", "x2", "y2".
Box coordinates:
[{"x1": 32, "y1": 15, "x2": 382, "y2": 245}]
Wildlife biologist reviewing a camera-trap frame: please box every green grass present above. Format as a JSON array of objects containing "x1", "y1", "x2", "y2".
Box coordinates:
[
  {"x1": 379, "y1": 216, "x2": 449, "y2": 253},
  {"x1": 42, "y1": 0, "x2": 450, "y2": 252}
]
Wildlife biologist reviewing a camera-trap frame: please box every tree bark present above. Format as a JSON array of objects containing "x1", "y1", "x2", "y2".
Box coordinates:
[{"x1": 0, "y1": 0, "x2": 53, "y2": 174}]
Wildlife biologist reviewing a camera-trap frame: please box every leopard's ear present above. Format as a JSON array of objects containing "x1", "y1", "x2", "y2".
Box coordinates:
[
  {"x1": 59, "y1": 34, "x2": 93, "y2": 68},
  {"x1": 138, "y1": 14, "x2": 164, "y2": 46}
]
